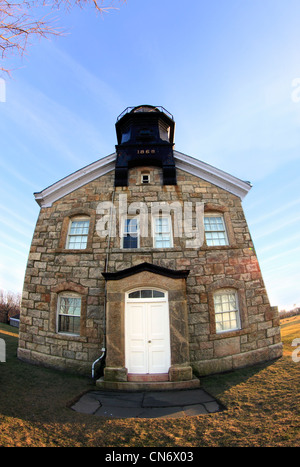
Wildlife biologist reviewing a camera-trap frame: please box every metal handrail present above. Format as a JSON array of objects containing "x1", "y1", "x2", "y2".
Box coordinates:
[{"x1": 116, "y1": 106, "x2": 174, "y2": 122}]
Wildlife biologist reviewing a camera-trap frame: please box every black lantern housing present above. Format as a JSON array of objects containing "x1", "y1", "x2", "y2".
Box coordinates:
[{"x1": 114, "y1": 105, "x2": 177, "y2": 186}]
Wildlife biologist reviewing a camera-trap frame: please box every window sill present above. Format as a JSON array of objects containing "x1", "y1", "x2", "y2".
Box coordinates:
[
  {"x1": 209, "y1": 326, "x2": 251, "y2": 340},
  {"x1": 201, "y1": 244, "x2": 238, "y2": 250},
  {"x1": 55, "y1": 248, "x2": 93, "y2": 254},
  {"x1": 53, "y1": 332, "x2": 87, "y2": 341},
  {"x1": 58, "y1": 332, "x2": 80, "y2": 337},
  {"x1": 112, "y1": 245, "x2": 239, "y2": 252},
  {"x1": 113, "y1": 247, "x2": 179, "y2": 253}
]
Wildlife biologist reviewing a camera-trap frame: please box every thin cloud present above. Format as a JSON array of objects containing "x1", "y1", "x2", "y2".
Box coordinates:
[
  {"x1": 0, "y1": 231, "x2": 30, "y2": 251},
  {"x1": 262, "y1": 245, "x2": 300, "y2": 265},
  {"x1": 0, "y1": 158, "x2": 37, "y2": 190},
  {"x1": 49, "y1": 44, "x2": 127, "y2": 117},
  {"x1": 0, "y1": 242, "x2": 28, "y2": 259},
  {"x1": 253, "y1": 213, "x2": 300, "y2": 240},
  {"x1": 249, "y1": 198, "x2": 300, "y2": 227},
  {"x1": 0, "y1": 203, "x2": 35, "y2": 229},
  {"x1": 259, "y1": 232, "x2": 300, "y2": 254}
]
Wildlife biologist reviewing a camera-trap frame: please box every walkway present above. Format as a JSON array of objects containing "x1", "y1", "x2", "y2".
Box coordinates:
[{"x1": 71, "y1": 388, "x2": 223, "y2": 418}]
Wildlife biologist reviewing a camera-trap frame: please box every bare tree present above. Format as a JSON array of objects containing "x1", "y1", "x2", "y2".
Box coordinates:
[
  {"x1": 0, "y1": 289, "x2": 21, "y2": 323},
  {"x1": 0, "y1": 0, "x2": 125, "y2": 74}
]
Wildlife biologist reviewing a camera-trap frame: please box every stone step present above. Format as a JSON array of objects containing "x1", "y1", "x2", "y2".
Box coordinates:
[
  {"x1": 127, "y1": 373, "x2": 169, "y2": 382},
  {"x1": 95, "y1": 377, "x2": 200, "y2": 392}
]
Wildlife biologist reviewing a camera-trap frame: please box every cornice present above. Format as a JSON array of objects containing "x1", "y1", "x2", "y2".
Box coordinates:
[
  {"x1": 173, "y1": 150, "x2": 252, "y2": 200},
  {"x1": 34, "y1": 153, "x2": 116, "y2": 207}
]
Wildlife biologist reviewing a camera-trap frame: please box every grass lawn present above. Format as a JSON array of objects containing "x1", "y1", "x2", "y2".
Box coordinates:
[{"x1": 0, "y1": 317, "x2": 299, "y2": 447}]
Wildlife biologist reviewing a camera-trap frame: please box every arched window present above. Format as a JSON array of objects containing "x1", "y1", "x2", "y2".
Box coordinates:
[
  {"x1": 213, "y1": 288, "x2": 241, "y2": 333},
  {"x1": 204, "y1": 213, "x2": 228, "y2": 246},
  {"x1": 128, "y1": 289, "x2": 165, "y2": 299},
  {"x1": 57, "y1": 292, "x2": 81, "y2": 335},
  {"x1": 66, "y1": 216, "x2": 90, "y2": 250}
]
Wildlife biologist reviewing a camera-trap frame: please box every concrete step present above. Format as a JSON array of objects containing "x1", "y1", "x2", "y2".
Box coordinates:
[{"x1": 95, "y1": 377, "x2": 200, "y2": 392}]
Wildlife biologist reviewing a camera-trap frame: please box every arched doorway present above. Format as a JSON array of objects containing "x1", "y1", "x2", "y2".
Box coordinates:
[
  {"x1": 125, "y1": 288, "x2": 170, "y2": 376},
  {"x1": 102, "y1": 263, "x2": 194, "y2": 385}
]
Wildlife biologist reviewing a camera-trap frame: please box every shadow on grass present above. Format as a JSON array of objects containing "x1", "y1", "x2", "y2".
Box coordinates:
[{"x1": 0, "y1": 324, "x2": 283, "y2": 423}]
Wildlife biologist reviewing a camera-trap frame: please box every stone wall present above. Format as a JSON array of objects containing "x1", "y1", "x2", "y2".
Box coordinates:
[{"x1": 18, "y1": 165, "x2": 282, "y2": 376}]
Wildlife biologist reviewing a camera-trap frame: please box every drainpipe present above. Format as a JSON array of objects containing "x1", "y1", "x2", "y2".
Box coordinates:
[
  {"x1": 92, "y1": 347, "x2": 105, "y2": 379},
  {"x1": 103, "y1": 188, "x2": 116, "y2": 344},
  {"x1": 92, "y1": 187, "x2": 116, "y2": 379}
]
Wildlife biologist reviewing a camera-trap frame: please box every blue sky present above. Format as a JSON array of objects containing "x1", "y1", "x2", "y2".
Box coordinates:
[{"x1": 0, "y1": 0, "x2": 300, "y2": 309}]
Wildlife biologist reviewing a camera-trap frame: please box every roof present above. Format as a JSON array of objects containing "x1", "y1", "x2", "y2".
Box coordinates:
[{"x1": 34, "y1": 150, "x2": 252, "y2": 207}]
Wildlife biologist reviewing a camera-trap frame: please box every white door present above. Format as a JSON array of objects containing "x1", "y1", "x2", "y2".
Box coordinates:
[{"x1": 125, "y1": 289, "x2": 170, "y2": 374}]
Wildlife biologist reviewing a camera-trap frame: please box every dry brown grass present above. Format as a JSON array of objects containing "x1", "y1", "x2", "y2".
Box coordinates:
[{"x1": 0, "y1": 318, "x2": 299, "y2": 447}]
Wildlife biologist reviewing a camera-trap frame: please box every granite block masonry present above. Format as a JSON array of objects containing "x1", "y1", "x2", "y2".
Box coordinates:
[{"x1": 18, "y1": 105, "x2": 282, "y2": 382}]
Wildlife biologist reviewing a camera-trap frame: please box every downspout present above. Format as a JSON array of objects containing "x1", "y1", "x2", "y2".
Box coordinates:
[
  {"x1": 91, "y1": 348, "x2": 105, "y2": 379},
  {"x1": 92, "y1": 187, "x2": 116, "y2": 379}
]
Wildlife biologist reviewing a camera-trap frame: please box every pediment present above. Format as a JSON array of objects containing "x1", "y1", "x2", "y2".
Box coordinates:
[{"x1": 34, "y1": 151, "x2": 251, "y2": 207}]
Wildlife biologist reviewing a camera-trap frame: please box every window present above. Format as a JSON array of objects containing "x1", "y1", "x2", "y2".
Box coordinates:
[
  {"x1": 57, "y1": 293, "x2": 81, "y2": 335},
  {"x1": 214, "y1": 289, "x2": 241, "y2": 333},
  {"x1": 204, "y1": 214, "x2": 228, "y2": 246},
  {"x1": 141, "y1": 173, "x2": 150, "y2": 184},
  {"x1": 66, "y1": 217, "x2": 90, "y2": 249},
  {"x1": 122, "y1": 217, "x2": 139, "y2": 249},
  {"x1": 128, "y1": 289, "x2": 165, "y2": 299},
  {"x1": 153, "y1": 216, "x2": 173, "y2": 248}
]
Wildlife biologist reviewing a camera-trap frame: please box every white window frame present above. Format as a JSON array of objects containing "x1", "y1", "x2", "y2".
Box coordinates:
[
  {"x1": 121, "y1": 216, "x2": 140, "y2": 249},
  {"x1": 213, "y1": 288, "x2": 241, "y2": 333},
  {"x1": 127, "y1": 288, "x2": 167, "y2": 301},
  {"x1": 141, "y1": 172, "x2": 150, "y2": 184},
  {"x1": 152, "y1": 215, "x2": 173, "y2": 248},
  {"x1": 57, "y1": 292, "x2": 81, "y2": 335},
  {"x1": 204, "y1": 213, "x2": 229, "y2": 246},
  {"x1": 66, "y1": 216, "x2": 90, "y2": 250}
]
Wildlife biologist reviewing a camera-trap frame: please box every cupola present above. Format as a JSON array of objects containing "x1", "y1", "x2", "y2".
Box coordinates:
[{"x1": 114, "y1": 105, "x2": 177, "y2": 186}]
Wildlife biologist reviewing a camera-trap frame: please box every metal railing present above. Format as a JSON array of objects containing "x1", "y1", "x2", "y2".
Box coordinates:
[{"x1": 116, "y1": 105, "x2": 174, "y2": 122}]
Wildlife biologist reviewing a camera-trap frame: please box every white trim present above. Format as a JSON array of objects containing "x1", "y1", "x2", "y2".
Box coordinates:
[
  {"x1": 125, "y1": 288, "x2": 170, "y2": 374},
  {"x1": 152, "y1": 214, "x2": 173, "y2": 249},
  {"x1": 56, "y1": 292, "x2": 81, "y2": 336},
  {"x1": 141, "y1": 172, "x2": 150, "y2": 184},
  {"x1": 121, "y1": 215, "x2": 140, "y2": 249},
  {"x1": 204, "y1": 212, "x2": 229, "y2": 247},
  {"x1": 213, "y1": 288, "x2": 241, "y2": 333},
  {"x1": 65, "y1": 216, "x2": 90, "y2": 250},
  {"x1": 34, "y1": 153, "x2": 116, "y2": 207},
  {"x1": 126, "y1": 288, "x2": 167, "y2": 301},
  {"x1": 173, "y1": 150, "x2": 251, "y2": 200},
  {"x1": 34, "y1": 151, "x2": 251, "y2": 207}
]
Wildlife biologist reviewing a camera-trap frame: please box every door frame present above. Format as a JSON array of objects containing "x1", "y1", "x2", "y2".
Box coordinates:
[
  {"x1": 102, "y1": 263, "x2": 192, "y2": 383},
  {"x1": 125, "y1": 288, "x2": 170, "y2": 375}
]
